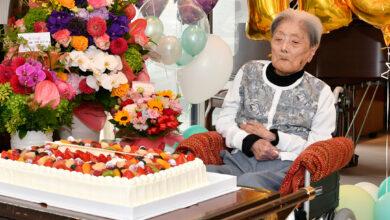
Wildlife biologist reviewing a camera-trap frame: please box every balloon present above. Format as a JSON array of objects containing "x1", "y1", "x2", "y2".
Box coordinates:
[
  {"x1": 378, "y1": 177, "x2": 390, "y2": 199},
  {"x1": 183, "y1": 125, "x2": 208, "y2": 139},
  {"x1": 355, "y1": 182, "x2": 379, "y2": 201},
  {"x1": 145, "y1": 16, "x2": 164, "y2": 43},
  {"x1": 337, "y1": 185, "x2": 374, "y2": 220},
  {"x1": 298, "y1": 0, "x2": 352, "y2": 34},
  {"x1": 155, "y1": 36, "x2": 182, "y2": 65},
  {"x1": 176, "y1": 50, "x2": 194, "y2": 66},
  {"x1": 138, "y1": 0, "x2": 169, "y2": 17},
  {"x1": 193, "y1": 0, "x2": 219, "y2": 14},
  {"x1": 178, "y1": 35, "x2": 233, "y2": 104},
  {"x1": 345, "y1": 0, "x2": 390, "y2": 46},
  {"x1": 181, "y1": 25, "x2": 207, "y2": 56},
  {"x1": 246, "y1": 0, "x2": 290, "y2": 40},
  {"x1": 177, "y1": 0, "x2": 206, "y2": 24},
  {"x1": 374, "y1": 193, "x2": 390, "y2": 220}
]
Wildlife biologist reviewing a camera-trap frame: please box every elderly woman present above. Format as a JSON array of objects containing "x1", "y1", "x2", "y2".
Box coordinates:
[{"x1": 207, "y1": 9, "x2": 336, "y2": 191}]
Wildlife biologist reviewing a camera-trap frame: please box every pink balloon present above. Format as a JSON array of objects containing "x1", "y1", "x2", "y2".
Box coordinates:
[{"x1": 177, "y1": 0, "x2": 206, "y2": 24}]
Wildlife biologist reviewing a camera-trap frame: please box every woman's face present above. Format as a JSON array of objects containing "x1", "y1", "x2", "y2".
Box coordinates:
[{"x1": 271, "y1": 20, "x2": 318, "y2": 76}]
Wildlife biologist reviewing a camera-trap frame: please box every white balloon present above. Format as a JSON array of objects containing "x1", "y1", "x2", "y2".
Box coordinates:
[
  {"x1": 355, "y1": 182, "x2": 379, "y2": 201},
  {"x1": 177, "y1": 35, "x2": 232, "y2": 104}
]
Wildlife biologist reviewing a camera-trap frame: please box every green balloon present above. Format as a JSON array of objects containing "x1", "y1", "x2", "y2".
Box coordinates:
[
  {"x1": 378, "y1": 177, "x2": 390, "y2": 199},
  {"x1": 181, "y1": 25, "x2": 207, "y2": 56},
  {"x1": 176, "y1": 50, "x2": 194, "y2": 66},
  {"x1": 374, "y1": 193, "x2": 390, "y2": 220},
  {"x1": 337, "y1": 185, "x2": 375, "y2": 220},
  {"x1": 183, "y1": 125, "x2": 208, "y2": 139}
]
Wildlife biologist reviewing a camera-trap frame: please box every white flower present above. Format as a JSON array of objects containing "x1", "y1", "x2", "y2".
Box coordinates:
[
  {"x1": 110, "y1": 71, "x2": 128, "y2": 88},
  {"x1": 106, "y1": 0, "x2": 114, "y2": 6},
  {"x1": 73, "y1": 54, "x2": 90, "y2": 72},
  {"x1": 86, "y1": 75, "x2": 100, "y2": 91},
  {"x1": 104, "y1": 55, "x2": 120, "y2": 71},
  {"x1": 96, "y1": 74, "x2": 113, "y2": 91},
  {"x1": 123, "y1": 104, "x2": 138, "y2": 117},
  {"x1": 93, "y1": 52, "x2": 108, "y2": 73},
  {"x1": 115, "y1": 55, "x2": 123, "y2": 70}
]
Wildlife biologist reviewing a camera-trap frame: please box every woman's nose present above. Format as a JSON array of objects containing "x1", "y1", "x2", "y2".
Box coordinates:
[{"x1": 280, "y1": 40, "x2": 289, "y2": 53}]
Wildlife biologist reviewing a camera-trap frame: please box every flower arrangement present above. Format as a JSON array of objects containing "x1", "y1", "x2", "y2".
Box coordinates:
[
  {"x1": 2, "y1": 0, "x2": 150, "y2": 135},
  {"x1": 0, "y1": 55, "x2": 74, "y2": 138},
  {"x1": 110, "y1": 83, "x2": 182, "y2": 141}
]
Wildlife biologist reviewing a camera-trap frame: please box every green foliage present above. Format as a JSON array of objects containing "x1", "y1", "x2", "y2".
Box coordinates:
[
  {"x1": 23, "y1": 8, "x2": 50, "y2": 32},
  {"x1": 0, "y1": 93, "x2": 74, "y2": 137},
  {"x1": 124, "y1": 47, "x2": 143, "y2": 73}
]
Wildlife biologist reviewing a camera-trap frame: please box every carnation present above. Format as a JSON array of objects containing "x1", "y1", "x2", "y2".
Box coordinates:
[
  {"x1": 71, "y1": 36, "x2": 89, "y2": 51},
  {"x1": 110, "y1": 38, "x2": 128, "y2": 55},
  {"x1": 87, "y1": 0, "x2": 107, "y2": 8},
  {"x1": 10, "y1": 75, "x2": 32, "y2": 94},
  {"x1": 33, "y1": 21, "x2": 48, "y2": 32},
  {"x1": 94, "y1": 33, "x2": 110, "y2": 50},
  {"x1": 79, "y1": 78, "x2": 95, "y2": 94},
  {"x1": 87, "y1": 16, "x2": 107, "y2": 37},
  {"x1": 11, "y1": 57, "x2": 26, "y2": 72},
  {"x1": 52, "y1": 29, "x2": 71, "y2": 47}
]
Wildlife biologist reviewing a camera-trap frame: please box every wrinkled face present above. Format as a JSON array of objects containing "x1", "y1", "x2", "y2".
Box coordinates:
[{"x1": 271, "y1": 20, "x2": 318, "y2": 76}]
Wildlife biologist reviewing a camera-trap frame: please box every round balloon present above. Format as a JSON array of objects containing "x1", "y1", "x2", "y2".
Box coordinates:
[
  {"x1": 177, "y1": 0, "x2": 207, "y2": 24},
  {"x1": 355, "y1": 182, "x2": 379, "y2": 201},
  {"x1": 155, "y1": 36, "x2": 182, "y2": 65},
  {"x1": 246, "y1": 0, "x2": 290, "y2": 40},
  {"x1": 193, "y1": 0, "x2": 219, "y2": 15},
  {"x1": 181, "y1": 25, "x2": 207, "y2": 56},
  {"x1": 298, "y1": 0, "x2": 352, "y2": 34},
  {"x1": 177, "y1": 34, "x2": 233, "y2": 104},
  {"x1": 337, "y1": 185, "x2": 374, "y2": 220},
  {"x1": 378, "y1": 177, "x2": 390, "y2": 199},
  {"x1": 374, "y1": 193, "x2": 390, "y2": 220},
  {"x1": 183, "y1": 125, "x2": 208, "y2": 139},
  {"x1": 145, "y1": 16, "x2": 164, "y2": 43},
  {"x1": 176, "y1": 50, "x2": 194, "y2": 66},
  {"x1": 138, "y1": 0, "x2": 169, "y2": 17}
]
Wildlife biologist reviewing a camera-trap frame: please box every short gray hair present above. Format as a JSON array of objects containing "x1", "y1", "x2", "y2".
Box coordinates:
[{"x1": 270, "y1": 9, "x2": 323, "y2": 47}]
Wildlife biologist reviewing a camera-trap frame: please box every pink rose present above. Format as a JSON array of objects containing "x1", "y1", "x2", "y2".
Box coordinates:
[
  {"x1": 56, "y1": 80, "x2": 76, "y2": 100},
  {"x1": 15, "y1": 19, "x2": 26, "y2": 32},
  {"x1": 87, "y1": 0, "x2": 107, "y2": 8},
  {"x1": 34, "y1": 21, "x2": 48, "y2": 32},
  {"x1": 94, "y1": 33, "x2": 110, "y2": 50},
  {"x1": 52, "y1": 29, "x2": 71, "y2": 47}
]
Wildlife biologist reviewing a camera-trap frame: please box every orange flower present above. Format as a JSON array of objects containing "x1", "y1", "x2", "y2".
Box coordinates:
[
  {"x1": 382, "y1": 25, "x2": 390, "y2": 46},
  {"x1": 111, "y1": 83, "x2": 129, "y2": 97},
  {"x1": 56, "y1": 72, "x2": 68, "y2": 81},
  {"x1": 57, "y1": 0, "x2": 75, "y2": 9},
  {"x1": 71, "y1": 36, "x2": 88, "y2": 51}
]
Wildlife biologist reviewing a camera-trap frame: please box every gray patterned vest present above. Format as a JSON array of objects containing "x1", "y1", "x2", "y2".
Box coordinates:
[{"x1": 235, "y1": 60, "x2": 326, "y2": 140}]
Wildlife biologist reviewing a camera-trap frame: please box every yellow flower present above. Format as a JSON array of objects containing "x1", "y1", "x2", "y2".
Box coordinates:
[
  {"x1": 114, "y1": 110, "x2": 131, "y2": 126},
  {"x1": 57, "y1": 0, "x2": 75, "y2": 9},
  {"x1": 156, "y1": 90, "x2": 176, "y2": 99},
  {"x1": 147, "y1": 98, "x2": 164, "y2": 112},
  {"x1": 111, "y1": 84, "x2": 130, "y2": 97},
  {"x1": 56, "y1": 72, "x2": 68, "y2": 81},
  {"x1": 71, "y1": 36, "x2": 88, "y2": 51}
]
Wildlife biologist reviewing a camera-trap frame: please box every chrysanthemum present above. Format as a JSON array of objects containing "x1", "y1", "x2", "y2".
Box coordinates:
[
  {"x1": 156, "y1": 90, "x2": 175, "y2": 99},
  {"x1": 114, "y1": 110, "x2": 131, "y2": 126},
  {"x1": 147, "y1": 98, "x2": 163, "y2": 112}
]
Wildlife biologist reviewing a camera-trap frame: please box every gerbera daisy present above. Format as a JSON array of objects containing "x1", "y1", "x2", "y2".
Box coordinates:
[
  {"x1": 156, "y1": 90, "x2": 176, "y2": 99},
  {"x1": 114, "y1": 110, "x2": 131, "y2": 126},
  {"x1": 147, "y1": 98, "x2": 164, "y2": 112}
]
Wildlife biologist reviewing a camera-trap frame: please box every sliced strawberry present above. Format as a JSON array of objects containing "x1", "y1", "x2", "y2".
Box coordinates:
[
  {"x1": 122, "y1": 170, "x2": 134, "y2": 179},
  {"x1": 136, "y1": 167, "x2": 145, "y2": 176},
  {"x1": 43, "y1": 159, "x2": 54, "y2": 167},
  {"x1": 175, "y1": 154, "x2": 185, "y2": 165}
]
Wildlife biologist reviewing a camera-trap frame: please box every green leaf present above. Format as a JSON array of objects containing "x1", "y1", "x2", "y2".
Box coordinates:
[{"x1": 18, "y1": 129, "x2": 27, "y2": 139}]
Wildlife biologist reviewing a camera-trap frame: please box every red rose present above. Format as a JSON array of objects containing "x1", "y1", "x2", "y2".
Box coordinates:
[
  {"x1": 120, "y1": 99, "x2": 134, "y2": 108},
  {"x1": 79, "y1": 78, "x2": 95, "y2": 94},
  {"x1": 33, "y1": 21, "x2": 48, "y2": 32},
  {"x1": 110, "y1": 38, "x2": 128, "y2": 55}
]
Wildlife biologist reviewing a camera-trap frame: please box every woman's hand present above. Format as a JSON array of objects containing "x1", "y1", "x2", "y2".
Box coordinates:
[
  {"x1": 251, "y1": 139, "x2": 279, "y2": 161},
  {"x1": 240, "y1": 120, "x2": 276, "y2": 141}
]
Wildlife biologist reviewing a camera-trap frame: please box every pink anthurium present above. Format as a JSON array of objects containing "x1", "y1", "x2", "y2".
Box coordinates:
[
  {"x1": 34, "y1": 80, "x2": 60, "y2": 109},
  {"x1": 128, "y1": 19, "x2": 149, "y2": 46}
]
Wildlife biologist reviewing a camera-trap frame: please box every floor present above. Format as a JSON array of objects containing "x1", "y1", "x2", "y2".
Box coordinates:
[{"x1": 340, "y1": 133, "x2": 390, "y2": 186}]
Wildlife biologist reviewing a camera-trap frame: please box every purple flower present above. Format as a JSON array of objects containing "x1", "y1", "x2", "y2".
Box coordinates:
[
  {"x1": 77, "y1": 8, "x2": 90, "y2": 20},
  {"x1": 90, "y1": 7, "x2": 109, "y2": 20},
  {"x1": 47, "y1": 11, "x2": 73, "y2": 34},
  {"x1": 107, "y1": 14, "x2": 129, "y2": 39},
  {"x1": 67, "y1": 17, "x2": 87, "y2": 36},
  {"x1": 15, "y1": 63, "x2": 46, "y2": 88}
]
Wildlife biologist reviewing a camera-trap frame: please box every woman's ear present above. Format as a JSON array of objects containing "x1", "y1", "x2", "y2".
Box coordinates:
[{"x1": 307, "y1": 45, "x2": 319, "y2": 63}]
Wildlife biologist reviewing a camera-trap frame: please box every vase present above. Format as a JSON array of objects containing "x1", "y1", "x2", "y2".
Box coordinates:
[
  {"x1": 11, "y1": 131, "x2": 53, "y2": 150},
  {"x1": 59, "y1": 115, "x2": 101, "y2": 141}
]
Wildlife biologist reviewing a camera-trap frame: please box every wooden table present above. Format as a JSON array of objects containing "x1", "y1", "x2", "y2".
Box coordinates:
[{"x1": 0, "y1": 188, "x2": 293, "y2": 220}]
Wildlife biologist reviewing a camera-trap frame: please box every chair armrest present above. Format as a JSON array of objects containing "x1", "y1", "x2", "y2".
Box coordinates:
[{"x1": 175, "y1": 131, "x2": 225, "y2": 165}]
